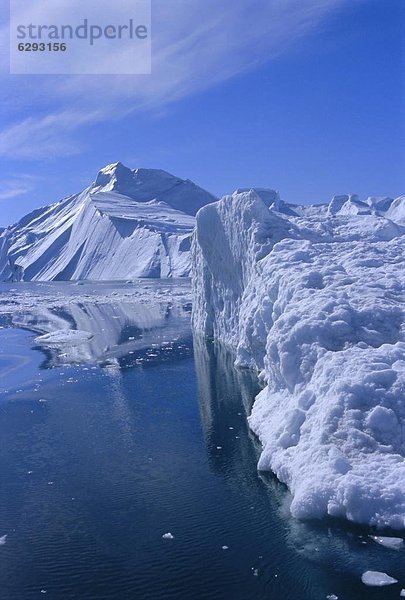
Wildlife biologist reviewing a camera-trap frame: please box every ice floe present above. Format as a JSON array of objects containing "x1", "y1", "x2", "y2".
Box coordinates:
[
  {"x1": 361, "y1": 570, "x2": 398, "y2": 586},
  {"x1": 369, "y1": 535, "x2": 403, "y2": 550}
]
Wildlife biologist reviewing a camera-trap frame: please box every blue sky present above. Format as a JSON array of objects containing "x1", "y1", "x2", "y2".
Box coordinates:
[{"x1": 0, "y1": 0, "x2": 404, "y2": 226}]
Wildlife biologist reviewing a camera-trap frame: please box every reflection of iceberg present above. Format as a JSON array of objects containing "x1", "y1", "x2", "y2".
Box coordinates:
[
  {"x1": 8, "y1": 290, "x2": 192, "y2": 369},
  {"x1": 194, "y1": 333, "x2": 263, "y2": 479},
  {"x1": 194, "y1": 334, "x2": 258, "y2": 425}
]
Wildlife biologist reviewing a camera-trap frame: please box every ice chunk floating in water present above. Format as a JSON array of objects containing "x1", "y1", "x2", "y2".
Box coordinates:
[
  {"x1": 369, "y1": 535, "x2": 403, "y2": 550},
  {"x1": 35, "y1": 330, "x2": 94, "y2": 346},
  {"x1": 192, "y1": 188, "x2": 405, "y2": 528},
  {"x1": 361, "y1": 571, "x2": 398, "y2": 587}
]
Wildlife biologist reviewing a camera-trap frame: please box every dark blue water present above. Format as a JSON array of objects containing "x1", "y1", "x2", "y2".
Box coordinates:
[{"x1": 1, "y1": 282, "x2": 405, "y2": 600}]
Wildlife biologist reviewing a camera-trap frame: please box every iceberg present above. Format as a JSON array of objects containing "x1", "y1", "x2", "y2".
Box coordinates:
[
  {"x1": 192, "y1": 188, "x2": 405, "y2": 528},
  {"x1": 0, "y1": 162, "x2": 216, "y2": 281}
]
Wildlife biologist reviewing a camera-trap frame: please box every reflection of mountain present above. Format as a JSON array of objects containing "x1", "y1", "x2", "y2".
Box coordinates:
[{"x1": 11, "y1": 297, "x2": 192, "y2": 369}]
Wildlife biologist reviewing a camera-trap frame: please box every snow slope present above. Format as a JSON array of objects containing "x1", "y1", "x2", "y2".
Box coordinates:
[
  {"x1": 0, "y1": 163, "x2": 216, "y2": 281},
  {"x1": 192, "y1": 188, "x2": 405, "y2": 528}
]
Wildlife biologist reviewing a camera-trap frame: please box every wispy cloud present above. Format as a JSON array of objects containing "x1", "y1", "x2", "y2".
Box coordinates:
[
  {"x1": 0, "y1": 110, "x2": 104, "y2": 159},
  {"x1": 0, "y1": 0, "x2": 349, "y2": 160},
  {"x1": 0, "y1": 174, "x2": 43, "y2": 201}
]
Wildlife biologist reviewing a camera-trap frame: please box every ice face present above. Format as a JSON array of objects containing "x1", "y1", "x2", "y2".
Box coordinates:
[{"x1": 192, "y1": 188, "x2": 405, "y2": 528}]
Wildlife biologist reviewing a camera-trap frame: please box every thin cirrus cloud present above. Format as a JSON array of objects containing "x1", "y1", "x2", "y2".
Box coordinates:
[
  {"x1": 0, "y1": 174, "x2": 43, "y2": 201},
  {"x1": 0, "y1": 110, "x2": 105, "y2": 160},
  {"x1": 0, "y1": 0, "x2": 349, "y2": 160}
]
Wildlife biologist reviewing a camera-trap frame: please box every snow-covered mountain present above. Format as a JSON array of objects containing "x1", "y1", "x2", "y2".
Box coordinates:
[
  {"x1": 0, "y1": 162, "x2": 216, "y2": 281},
  {"x1": 192, "y1": 188, "x2": 405, "y2": 528}
]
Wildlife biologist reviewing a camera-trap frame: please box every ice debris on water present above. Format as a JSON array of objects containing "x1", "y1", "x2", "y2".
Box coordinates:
[
  {"x1": 162, "y1": 533, "x2": 174, "y2": 540},
  {"x1": 361, "y1": 571, "x2": 398, "y2": 586},
  {"x1": 0, "y1": 535, "x2": 7, "y2": 545}
]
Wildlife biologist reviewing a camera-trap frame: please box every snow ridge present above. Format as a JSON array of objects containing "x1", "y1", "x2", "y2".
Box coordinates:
[{"x1": 192, "y1": 189, "x2": 405, "y2": 528}]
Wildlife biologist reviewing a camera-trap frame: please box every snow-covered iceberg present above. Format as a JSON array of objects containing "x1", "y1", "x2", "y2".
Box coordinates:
[
  {"x1": 0, "y1": 162, "x2": 216, "y2": 281},
  {"x1": 192, "y1": 188, "x2": 405, "y2": 528}
]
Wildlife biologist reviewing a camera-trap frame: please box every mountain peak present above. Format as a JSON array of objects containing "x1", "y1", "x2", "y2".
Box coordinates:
[
  {"x1": 94, "y1": 161, "x2": 134, "y2": 189},
  {"x1": 93, "y1": 162, "x2": 180, "y2": 194},
  {"x1": 91, "y1": 162, "x2": 216, "y2": 216}
]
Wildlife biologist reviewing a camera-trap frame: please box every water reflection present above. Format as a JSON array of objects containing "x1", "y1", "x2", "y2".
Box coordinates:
[
  {"x1": 194, "y1": 334, "x2": 262, "y2": 469},
  {"x1": 284, "y1": 509, "x2": 405, "y2": 582},
  {"x1": 3, "y1": 294, "x2": 192, "y2": 370}
]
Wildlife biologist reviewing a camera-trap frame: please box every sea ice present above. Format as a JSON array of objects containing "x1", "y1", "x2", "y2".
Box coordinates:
[
  {"x1": 369, "y1": 535, "x2": 403, "y2": 550},
  {"x1": 361, "y1": 571, "x2": 398, "y2": 586},
  {"x1": 0, "y1": 535, "x2": 7, "y2": 545},
  {"x1": 162, "y1": 532, "x2": 174, "y2": 540}
]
